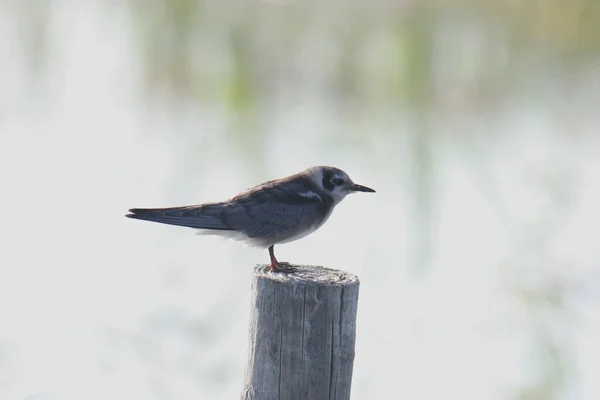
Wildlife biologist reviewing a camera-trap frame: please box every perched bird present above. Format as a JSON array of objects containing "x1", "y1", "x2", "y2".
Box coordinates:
[{"x1": 126, "y1": 166, "x2": 375, "y2": 272}]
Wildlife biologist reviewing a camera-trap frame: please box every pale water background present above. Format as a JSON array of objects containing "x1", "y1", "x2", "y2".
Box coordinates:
[{"x1": 1, "y1": 1, "x2": 600, "y2": 399}]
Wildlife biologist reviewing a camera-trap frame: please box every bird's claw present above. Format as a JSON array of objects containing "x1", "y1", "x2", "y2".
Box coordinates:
[{"x1": 270, "y1": 262, "x2": 296, "y2": 273}]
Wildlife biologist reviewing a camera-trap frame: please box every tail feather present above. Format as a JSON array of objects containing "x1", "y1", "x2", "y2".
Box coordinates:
[{"x1": 126, "y1": 204, "x2": 232, "y2": 230}]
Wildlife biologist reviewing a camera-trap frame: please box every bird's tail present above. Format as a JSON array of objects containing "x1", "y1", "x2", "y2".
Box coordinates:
[{"x1": 126, "y1": 204, "x2": 232, "y2": 230}]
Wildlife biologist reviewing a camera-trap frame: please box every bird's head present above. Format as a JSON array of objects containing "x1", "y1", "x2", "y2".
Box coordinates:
[{"x1": 308, "y1": 166, "x2": 375, "y2": 204}]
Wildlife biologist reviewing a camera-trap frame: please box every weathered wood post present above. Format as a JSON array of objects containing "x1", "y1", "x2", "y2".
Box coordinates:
[{"x1": 242, "y1": 264, "x2": 360, "y2": 400}]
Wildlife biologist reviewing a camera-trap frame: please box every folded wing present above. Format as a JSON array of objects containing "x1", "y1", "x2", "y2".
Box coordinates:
[
  {"x1": 126, "y1": 203, "x2": 233, "y2": 230},
  {"x1": 223, "y1": 181, "x2": 331, "y2": 240}
]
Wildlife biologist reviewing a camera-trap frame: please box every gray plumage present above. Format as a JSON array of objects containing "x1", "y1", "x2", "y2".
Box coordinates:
[{"x1": 126, "y1": 166, "x2": 375, "y2": 271}]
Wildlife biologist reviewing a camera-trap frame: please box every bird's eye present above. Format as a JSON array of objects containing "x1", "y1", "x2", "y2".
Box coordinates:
[{"x1": 331, "y1": 177, "x2": 344, "y2": 186}]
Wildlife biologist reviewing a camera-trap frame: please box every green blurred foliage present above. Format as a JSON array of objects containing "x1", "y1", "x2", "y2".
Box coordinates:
[{"x1": 122, "y1": 0, "x2": 600, "y2": 108}]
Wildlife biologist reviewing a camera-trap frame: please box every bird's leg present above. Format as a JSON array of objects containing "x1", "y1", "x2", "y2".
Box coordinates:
[
  {"x1": 268, "y1": 245, "x2": 277, "y2": 269},
  {"x1": 268, "y1": 245, "x2": 294, "y2": 272}
]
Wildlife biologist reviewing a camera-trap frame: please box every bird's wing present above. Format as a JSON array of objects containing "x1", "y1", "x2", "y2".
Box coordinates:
[
  {"x1": 126, "y1": 203, "x2": 233, "y2": 230},
  {"x1": 223, "y1": 179, "x2": 330, "y2": 239}
]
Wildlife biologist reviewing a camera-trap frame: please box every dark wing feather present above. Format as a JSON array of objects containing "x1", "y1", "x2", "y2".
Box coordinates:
[
  {"x1": 222, "y1": 177, "x2": 332, "y2": 240},
  {"x1": 126, "y1": 203, "x2": 233, "y2": 230}
]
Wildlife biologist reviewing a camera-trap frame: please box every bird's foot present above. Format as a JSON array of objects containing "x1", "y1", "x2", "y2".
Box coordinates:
[{"x1": 269, "y1": 261, "x2": 296, "y2": 273}]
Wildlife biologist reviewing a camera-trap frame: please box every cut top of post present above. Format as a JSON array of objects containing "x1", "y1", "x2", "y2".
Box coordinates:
[{"x1": 253, "y1": 264, "x2": 359, "y2": 286}]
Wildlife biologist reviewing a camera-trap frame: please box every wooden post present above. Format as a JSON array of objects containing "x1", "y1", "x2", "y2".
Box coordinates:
[{"x1": 242, "y1": 264, "x2": 360, "y2": 400}]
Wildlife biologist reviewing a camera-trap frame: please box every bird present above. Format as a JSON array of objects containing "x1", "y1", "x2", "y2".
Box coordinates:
[{"x1": 126, "y1": 166, "x2": 375, "y2": 272}]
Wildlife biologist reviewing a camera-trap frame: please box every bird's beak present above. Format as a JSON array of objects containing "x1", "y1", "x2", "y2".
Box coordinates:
[{"x1": 351, "y1": 183, "x2": 376, "y2": 193}]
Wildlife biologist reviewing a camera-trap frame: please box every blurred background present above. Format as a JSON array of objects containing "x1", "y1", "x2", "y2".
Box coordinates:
[{"x1": 1, "y1": 0, "x2": 599, "y2": 399}]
